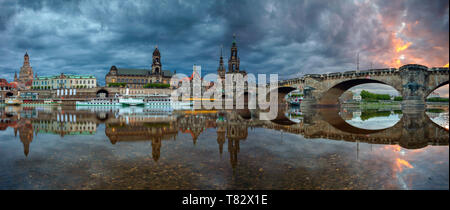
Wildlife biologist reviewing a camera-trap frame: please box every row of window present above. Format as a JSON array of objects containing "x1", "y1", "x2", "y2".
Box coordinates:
[
  {"x1": 33, "y1": 79, "x2": 96, "y2": 86},
  {"x1": 117, "y1": 78, "x2": 160, "y2": 83},
  {"x1": 32, "y1": 85, "x2": 95, "y2": 90}
]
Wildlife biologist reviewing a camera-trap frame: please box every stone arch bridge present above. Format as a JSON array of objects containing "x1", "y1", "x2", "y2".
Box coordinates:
[{"x1": 274, "y1": 64, "x2": 448, "y2": 108}]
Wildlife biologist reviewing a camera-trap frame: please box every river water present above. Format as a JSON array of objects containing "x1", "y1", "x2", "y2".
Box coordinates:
[{"x1": 0, "y1": 105, "x2": 448, "y2": 190}]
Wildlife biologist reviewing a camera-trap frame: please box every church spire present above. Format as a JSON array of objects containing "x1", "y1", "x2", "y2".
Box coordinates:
[
  {"x1": 228, "y1": 34, "x2": 239, "y2": 73},
  {"x1": 219, "y1": 45, "x2": 224, "y2": 66},
  {"x1": 217, "y1": 45, "x2": 226, "y2": 79},
  {"x1": 23, "y1": 50, "x2": 30, "y2": 67},
  {"x1": 232, "y1": 33, "x2": 236, "y2": 46}
]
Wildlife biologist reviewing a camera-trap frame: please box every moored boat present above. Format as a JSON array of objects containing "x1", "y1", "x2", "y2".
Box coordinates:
[
  {"x1": 119, "y1": 97, "x2": 145, "y2": 106},
  {"x1": 5, "y1": 97, "x2": 23, "y2": 105},
  {"x1": 145, "y1": 94, "x2": 193, "y2": 110},
  {"x1": 76, "y1": 98, "x2": 121, "y2": 106}
]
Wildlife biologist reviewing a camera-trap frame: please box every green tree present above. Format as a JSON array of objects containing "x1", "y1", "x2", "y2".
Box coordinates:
[{"x1": 360, "y1": 90, "x2": 392, "y2": 101}]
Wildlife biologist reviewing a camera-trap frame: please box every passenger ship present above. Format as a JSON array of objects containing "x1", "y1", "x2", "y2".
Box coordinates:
[
  {"x1": 76, "y1": 98, "x2": 121, "y2": 106},
  {"x1": 119, "y1": 96, "x2": 146, "y2": 106},
  {"x1": 145, "y1": 94, "x2": 192, "y2": 110},
  {"x1": 75, "y1": 93, "x2": 192, "y2": 110}
]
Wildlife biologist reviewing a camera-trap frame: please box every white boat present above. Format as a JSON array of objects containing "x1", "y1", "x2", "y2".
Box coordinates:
[
  {"x1": 171, "y1": 101, "x2": 193, "y2": 110},
  {"x1": 76, "y1": 98, "x2": 121, "y2": 106},
  {"x1": 146, "y1": 95, "x2": 172, "y2": 107},
  {"x1": 145, "y1": 94, "x2": 192, "y2": 110},
  {"x1": 119, "y1": 97, "x2": 145, "y2": 106},
  {"x1": 5, "y1": 97, "x2": 23, "y2": 105},
  {"x1": 44, "y1": 99, "x2": 61, "y2": 105}
]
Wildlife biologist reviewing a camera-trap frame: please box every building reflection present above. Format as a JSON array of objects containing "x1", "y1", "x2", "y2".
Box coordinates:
[
  {"x1": 105, "y1": 121, "x2": 178, "y2": 161},
  {"x1": 0, "y1": 106, "x2": 448, "y2": 169}
]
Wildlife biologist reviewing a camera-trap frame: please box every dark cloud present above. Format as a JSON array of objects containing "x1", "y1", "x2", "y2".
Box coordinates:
[{"x1": 0, "y1": 0, "x2": 448, "y2": 86}]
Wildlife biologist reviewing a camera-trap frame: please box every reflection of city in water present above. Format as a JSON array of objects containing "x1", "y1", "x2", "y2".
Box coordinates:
[{"x1": 0, "y1": 105, "x2": 448, "y2": 189}]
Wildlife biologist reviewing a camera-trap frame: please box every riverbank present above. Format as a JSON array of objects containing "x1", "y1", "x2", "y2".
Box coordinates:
[
  {"x1": 342, "y1": 101, "x2": 448, "y2": 109},
  {"x1": 341, "y1": 101, "x2": 401, "y2": 109}
]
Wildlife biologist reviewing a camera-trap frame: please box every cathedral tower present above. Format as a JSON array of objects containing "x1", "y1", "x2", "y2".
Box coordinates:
[
  {"x1": 228, "y1": 34, "x2": 240, "y2": 73},
  {"x1": 18, "y1": 51, "x2": 34, "y2": 88},
  {"x1": 152, "y1": 46, "x2": 162, "y2": 75}
]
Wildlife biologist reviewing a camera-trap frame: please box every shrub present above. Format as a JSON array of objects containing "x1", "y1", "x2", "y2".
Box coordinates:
[
  {"x1": 144, "y1": 83, "x2": 170, "y2": 89},
  {"x1": 426, "y1": 97, "x2": 449, "y2": 102},
  {"x1": 108, "y1": 83, "x2": 127, "y2": 88},
  {"x1": 394, "y1": 96, "x2": 403, "y2": 101}
]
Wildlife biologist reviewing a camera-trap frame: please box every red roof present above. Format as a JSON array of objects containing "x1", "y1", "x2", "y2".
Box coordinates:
[
  {"x1": 25, "y1": 80, "x2": 33, "y2": 86},
  {"x1": 0, "y1": 78, "x2": 15, "y2": 88}
]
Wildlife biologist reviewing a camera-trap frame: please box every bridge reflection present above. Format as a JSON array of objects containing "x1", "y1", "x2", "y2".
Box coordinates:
[{"x1": 0, "y1": 106, "x2": 448, "y2": 169}]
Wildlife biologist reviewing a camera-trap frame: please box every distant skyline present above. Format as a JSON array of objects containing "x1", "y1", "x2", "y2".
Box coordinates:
[{"x1": 0, "y1": 0, "x2": 448, "y2": 94}]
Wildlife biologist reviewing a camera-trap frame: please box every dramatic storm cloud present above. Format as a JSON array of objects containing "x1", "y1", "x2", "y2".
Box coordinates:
[{"x1": 0, "y1": 0, "x2": 448, "y2": 89}]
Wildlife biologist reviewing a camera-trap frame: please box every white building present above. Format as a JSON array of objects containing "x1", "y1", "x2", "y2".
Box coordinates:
[
  {"x1": 353, "y1": 93, "x2": 362, "y2": 101},
  {"x1": 32, "y1": 73, "x2": 97, "y2": 90}
]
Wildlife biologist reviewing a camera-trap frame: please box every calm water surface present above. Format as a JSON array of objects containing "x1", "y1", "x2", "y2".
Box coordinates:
[{"x1": 0, "y1": 105, "x2": 448, "y2": 190}]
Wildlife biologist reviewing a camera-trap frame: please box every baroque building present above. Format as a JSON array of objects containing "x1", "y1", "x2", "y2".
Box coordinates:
[
  {"x1": 32, "y1": 73, "x2": 97, "y2": 90},
  {"x1": 15, "y1": 51, "x2": 34, "y2": 90},
  {"x1": 105, "y1": 46, "x2": 174, "y2": 88}
]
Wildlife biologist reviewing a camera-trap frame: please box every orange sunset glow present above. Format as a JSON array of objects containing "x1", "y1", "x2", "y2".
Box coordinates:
[
  {"x1": 395, "y1": 158, "x2": 414, "y2": 173},
  {"x1": 396, "y1": 42, "x2": 412, "y2": 53}
]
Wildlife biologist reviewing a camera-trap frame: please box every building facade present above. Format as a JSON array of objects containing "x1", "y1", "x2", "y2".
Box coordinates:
[
  {"x1": 0, "y1": 78, "x2": 16, "y2": 100},
  {"x1": 15, "y1": 51, "x2": 34, "y2": 90},
  {"x1": 32, "y1": 73, "x2": 97, "y2": 90},
  {"x1": 105, "y1": 47, "x2": 174, "y2": 88}
]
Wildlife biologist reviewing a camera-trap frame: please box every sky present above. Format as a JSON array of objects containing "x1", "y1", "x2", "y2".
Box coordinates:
[{"x1": 0, "y1": 0, "x2": 448, "y2": 95}]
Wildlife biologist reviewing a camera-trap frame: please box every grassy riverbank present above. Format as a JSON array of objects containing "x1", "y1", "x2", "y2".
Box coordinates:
[{"x1": 342, "y1": 101, "x2": 401, "y2": 109}]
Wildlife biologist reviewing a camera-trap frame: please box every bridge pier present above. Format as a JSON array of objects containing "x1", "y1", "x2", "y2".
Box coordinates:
[
  {"x1": 299, "y1": 98, "x2": 316, "y2": 109},
  {"x1": 399, "y1": 109, "x2": 429, "y2": 149},
  {"x1": 401, "y1": 99, "x2": 426, "y2": 110},
  {"x1": 399, "y1": 64, "x2": 429, "y2": 110}
]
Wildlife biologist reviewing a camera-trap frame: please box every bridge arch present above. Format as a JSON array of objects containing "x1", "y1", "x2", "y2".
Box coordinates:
[
  {"x1": 318, "y1": 78, "x2": 400, "y2": 106},
  {"x1": 96, "y1": 112, "x2": 109, "y2": 121},
  {"x1": 317, "y1": 109, "x2": 401, "y2": 134},
  {"x1": 426, "y1": 80, "x2": 449, "y2": 98},
  {"x1": 96, "y1": 89, "x2": 109, "y2": 98}
]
